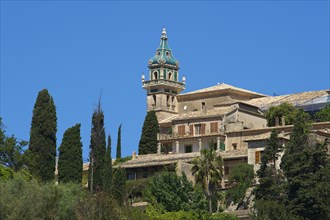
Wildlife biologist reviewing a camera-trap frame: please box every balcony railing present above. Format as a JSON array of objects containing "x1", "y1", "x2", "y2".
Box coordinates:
[
  {"x1": 159, "y1": 130, "x2": 224, "y2": 140},
  {"x1": 142, "y1": 79, "x2": 185, "y2": 90}
]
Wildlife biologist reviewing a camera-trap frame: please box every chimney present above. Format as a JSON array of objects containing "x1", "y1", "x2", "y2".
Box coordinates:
[
  {"x1": 281, "y1": 116, "x2": 286, "y2": 126},
  {"x1": 275, "y1": 117, "x2": 279, "y2": 126},
  {"x1": 132, "y1": 151, "x2": 136, "y2": 160}
]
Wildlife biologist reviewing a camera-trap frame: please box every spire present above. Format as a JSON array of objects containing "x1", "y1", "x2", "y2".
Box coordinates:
[
  {"x1": 148, "y1": 28, "x2": 179, "y2": 67},
  {"x1": 161, "y1": 27, "x2": 167, "y2": 40}
]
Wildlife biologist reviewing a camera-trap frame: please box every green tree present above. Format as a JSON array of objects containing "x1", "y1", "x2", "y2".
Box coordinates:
[
  {"x1": 113, "y1": 167, "x2": 127, "y2": 204},
  {"x1": 144, "y1": 171, "x2": 207, "y2": 212},
  {"x1": 138, "y1": 111, "x2": 159, "y2": 155},
  {"x1": 315, "y1": 104, "x2": 330, "y2": 122},
  {"x1": 102, "y1": 135, "x2": 113, "y2": 194},
  {"x1": 29, "y1": 89, "x2": 57, "y2": 182},
  {"x1": 58, "y1": 124, "x2": 83, "y2": 184},
  {"x1": 0, "y1": 118, "x2": 28, "y2": 171},
  {"x1": 116, "y1": 124, "x2": 122, "y2": 159},
  {"x1": 250, "y1": 200, "x2": 301, "y2": 220},
  {"x1": 192, "y1": 148, "x2": 223, "y2": 213},
  {"x1": 88, "y1": 101, "x2": 106, "y2": 192},
  {"x1": 254, "y1": 129, "x2": 283, "y2": 201},
  {"x1": 265, "y1": 103, "x2": 299, "y2": 126},
  {"x1": 281, "y1": 109, "x2": 329, "y2": 219},
  {"x1": 226, "y1": 164, "x2": 254, "y2": 208}
]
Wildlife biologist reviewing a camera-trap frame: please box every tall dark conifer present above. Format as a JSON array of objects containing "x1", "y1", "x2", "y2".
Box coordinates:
[
  {"x1": 138, "y1": 111, "x2": 159, "y2": 155},
  {"x1": 103, "y1": 134, "x2": 113, "y2": 194},
  {"x1": 88, "y1": 101, "x2": 106, "y2": 191},
  {"x1": 281, "y1": 110, "x2": 329, "y2": 219},
  {"x1": 116, "y1": 124, "x2": 122, "y2": 159},
  {"x1": 255, "y1": 129, "x2": 283, "y2": 201},
  {"x1": 29, "y1": 89, "x2": 57, "y2": 182},
  {"x1": 58, "y1": 124, "x2": 83, "y2": 183}
]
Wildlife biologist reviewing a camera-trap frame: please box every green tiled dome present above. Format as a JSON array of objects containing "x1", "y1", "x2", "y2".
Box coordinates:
[{"x1": 148, "y1": 28, "x2": 179, "y2": 67}]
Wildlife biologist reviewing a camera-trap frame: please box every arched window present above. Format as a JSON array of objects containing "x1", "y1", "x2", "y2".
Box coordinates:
[
  {"x1": 153, "y1": 71, "x2": 158, "y2": 80},
  {"x1": 168, "y1": 72, "x2": 172, "y2": 80}
]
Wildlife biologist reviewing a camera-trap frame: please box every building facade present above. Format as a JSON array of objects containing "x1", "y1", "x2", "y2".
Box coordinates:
[{"x1": 120, "y1": 28, "x2": 330, "y2": 183}]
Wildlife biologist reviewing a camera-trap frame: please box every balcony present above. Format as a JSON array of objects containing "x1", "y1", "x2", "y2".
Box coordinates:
[
  {"x1": 142, "y1": 79, "x2": 185, "y2": 90},
  {"x1": 158, "y1": 130, "x2": 225, "y2": 140}
]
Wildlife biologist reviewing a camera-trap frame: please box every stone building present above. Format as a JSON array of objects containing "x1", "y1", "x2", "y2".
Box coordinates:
[{"x1": 120, "y1": 28, "x2": 330, "y2": 182}]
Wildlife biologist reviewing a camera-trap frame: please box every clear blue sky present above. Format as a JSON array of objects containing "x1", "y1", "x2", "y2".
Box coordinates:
[{"x1": 1, "y1": 1, "x2": 329, "y2": 161}]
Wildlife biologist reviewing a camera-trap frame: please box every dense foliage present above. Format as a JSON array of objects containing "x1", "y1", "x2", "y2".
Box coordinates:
[
  {"x1": 58, "y1": 124, "x2": 83, "y2": 184},
  {"x1": 315, "y1": 104, "x2": 330, "y2": 122},
  {"x1": 113, "y1": 167, "x2": 127, "y2": 204},
  {"x1": 226, "y1": 164, "x2": 254, "y2": 208},
  {"x1": 88, "y1": 102, "x2": 106, "y2": 191},
  {"x1": 192, "y1": 148, "x2": 223, "y2": 213},
  {"x1": 0, "y1": 175, "x2": 145, "y2": 220},
  {"x1": 254, "y1": 109, "x2": 330, "y2": 220},
  {"x1": 0, "y1": 118, "x2": 28, "y2": 171},
  {"x1": 138, "y1": 110, "x2": 159, "y2": 155},
  {"x1": 250, "y1": 200, "x2": 301, "y2": 220},
  {"x1": 265, "y1": 102, "x2": 299, "y2": 126},
  {"x1": 116, "y1": 124, "x2": 122, "y2": 159},
  {"x1": 29, "y1": 89, "x2": 57, "y2": 182},
  {"x1": 144, "y1": 171, "x2": 207, "y2": 212}
]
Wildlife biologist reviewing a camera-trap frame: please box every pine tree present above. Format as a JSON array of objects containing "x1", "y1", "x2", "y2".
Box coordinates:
[
  {"x1": 88, "y1": 101, "x2": 106, "y2": 192},
  {"x1": 58, "y1": 124, "x2": 83, "y2": 183},
  {"x1": 103, "y1": 134, "x2": 113, "y2": 194},
  {"x1": 138, "y1": 111, "x2": 159, "y2": 155},
  {"x1": 116, "y1": 124, "x2": 122, "y2": 159},
  {"x1": 29, "y1": 89, "x2": 57, "y2": 182}
]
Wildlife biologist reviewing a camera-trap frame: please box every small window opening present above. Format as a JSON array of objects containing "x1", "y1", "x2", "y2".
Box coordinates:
[
  {"x1": 185, "y1": 145, "x2": 192, "y2": 153},
  {"x1": 153, "y1": 71, "x2": 158, "y2": 80},
  {"x1": 202, "y1": 102, "x2": 206, "y2": 110},
  {"x1": 232, "y1": 143, "x2": 237, "y2": 150}
]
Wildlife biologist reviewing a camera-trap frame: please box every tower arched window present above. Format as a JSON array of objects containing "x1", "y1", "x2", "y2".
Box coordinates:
[
  {"x1": 168, "y1": 72, "x2": 172, "y2": 80},
  {"x1": 153, "y1": 71, "x2": 158, "y2": 80}
]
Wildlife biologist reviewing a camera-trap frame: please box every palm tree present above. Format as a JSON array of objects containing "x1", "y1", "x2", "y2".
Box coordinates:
[{"x1": 192, "y1": 148, "x2": 224, "y2": 213}]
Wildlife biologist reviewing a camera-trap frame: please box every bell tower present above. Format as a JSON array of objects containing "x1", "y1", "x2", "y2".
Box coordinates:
[{"x1": 142, "y1": 28, "x2": 186, "y2": 122}]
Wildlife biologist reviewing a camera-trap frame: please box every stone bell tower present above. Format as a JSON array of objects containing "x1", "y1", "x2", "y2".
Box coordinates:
[{"x1": 142, "y1": 28, "x2": 186, "y2": 122}]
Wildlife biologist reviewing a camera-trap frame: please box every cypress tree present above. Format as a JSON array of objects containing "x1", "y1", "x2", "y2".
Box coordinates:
[
  {"x1": 138, "y1": 111, "x2": 159, "y2": 155},
  {"x1": 281, "y1": 109, "x2": 329, "y2": 219},
  {"x1": 29, "y1": 89, "x2": 57, "y2": 182},
  {"x1": 103, "y1": 134, "x2": 113, "y2": 194},
  {"x1": 88, "y1": 101, "x2": 106, "y2": 192},
  {"x1": 113, "y1": 167, "x2": 127, "y2": 204},
  {"x1": 116, "y1": 124, "x2": 122, "y2": 159},
  {"x1": 255, "y1": 129, "x2": 283, "y2": 201},
  {"x1": 58, "y1": 124, "x2": 83, "y2": 183}
]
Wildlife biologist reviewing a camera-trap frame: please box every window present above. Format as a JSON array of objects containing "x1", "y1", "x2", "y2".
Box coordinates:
[
  {"x1": 210, "y1": 122, "x2": 218, "y2": 133},
  {"x1": 189, "y1": 125, "x2": 194, "y2": 136},
  {"x1": 185, "y1": 145, "x2": 192, "y2": 153},
  {"x1": 153, "y1": 95, "x2": 157, "y2": 107},
  {"x1": 168, "y1": 72, "x2": 172, "y2": 80},
  {"x1": 153, "y1": 71, "x2": 158, "y2": 80},
  {"x1": 201, "y1": 124, "x2": 206, "y2": 135},
  {"x1": 202, "y1": 102, "x2": 206, "y2": 110},
  {"x1": 178, "y1": 125, "x2": 186, "y2": 136},
  {"x1": 255, "y1": 151, "x2": 261, "y2": 164},
  {"x1": 195, "y1": 124, "x2": 206, "y2": 135},
  {"x1": 194, "y1": 124, "x2": 201, "y2": 135},
  {"x1": 232, "y1": 143, "x2": 237, "y2": 150},
  {"x1": 127, "y1": 172, "x2": 136, "y2": 180}
]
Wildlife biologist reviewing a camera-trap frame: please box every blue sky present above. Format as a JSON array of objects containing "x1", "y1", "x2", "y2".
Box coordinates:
[{"x1": 1, "y1": 1, "x2": 329, "y2": 161}]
